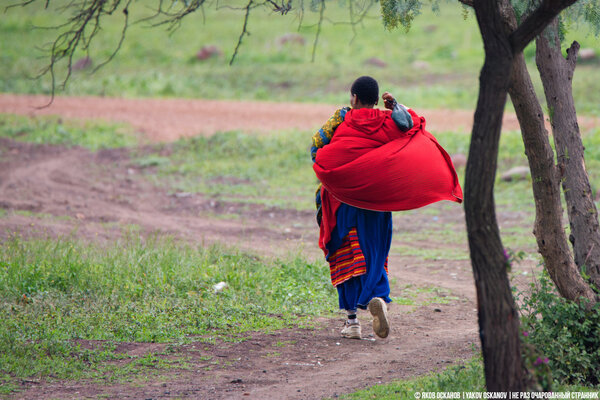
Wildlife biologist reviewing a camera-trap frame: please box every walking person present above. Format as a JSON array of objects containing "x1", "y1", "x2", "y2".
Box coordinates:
[{"x1": 312, "y1": 76, "x2": 462, "y2": 339}]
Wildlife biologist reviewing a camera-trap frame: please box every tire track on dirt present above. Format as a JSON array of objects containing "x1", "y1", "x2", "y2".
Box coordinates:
[{"x1": 0, "y1": 139, "x2": 314, "y2": 255}]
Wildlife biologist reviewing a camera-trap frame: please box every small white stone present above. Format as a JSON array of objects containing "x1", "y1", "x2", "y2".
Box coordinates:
[{"x1": 212, "y1": 282, "x2": 228, "y2": 293}]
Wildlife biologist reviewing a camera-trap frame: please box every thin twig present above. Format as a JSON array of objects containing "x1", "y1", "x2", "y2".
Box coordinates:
[
  {"x1": 230, "y1": 0, "x2": 253, "y2": 66},
  {"x1": 296, "y1": 0, "x2": 305, "y2": 32},
  {"x1": 5, "y1": 0, "x2": 36, "y2": 12},
  {"x1": 265, "y1": 0, "x2": 292, "y2": 14},
  {"x1": 311, "y1": 0, "x2": 325, "y2": 63},
  {"x1": 348, "y1": 0, "x2": 357, "y2": 44},
  {"x1": 93, "y1": 0, "x2": 132, "y2": 73}
]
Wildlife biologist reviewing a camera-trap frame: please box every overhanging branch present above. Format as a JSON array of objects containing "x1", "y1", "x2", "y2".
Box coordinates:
[{"x1": 509, "y1": 0, "x2": 579, "y2": 54}]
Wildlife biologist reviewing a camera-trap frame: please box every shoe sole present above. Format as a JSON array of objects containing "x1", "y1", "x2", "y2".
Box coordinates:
[
  {"x1": 341, "y1": 332, "x2": 361, "y2": 339},
  {"x1": 341, "y1": 325, "x2": 362, "y2": 339},
  {"x1": 368, "y1": 298, "x2": 390, "y2": 338}
]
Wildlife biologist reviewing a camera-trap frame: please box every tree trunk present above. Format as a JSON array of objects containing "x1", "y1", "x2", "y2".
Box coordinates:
[
  {"x1": 501, "y1": 4, "x2": 598, "y2": 305},
  {"x1": 466, "y1": 1, "x2": 525, "y2": 391},
  {"x1": 467, "y1": 0, "x2": 580, "y2": 389},
  {"x1": 508, "y1": 54, "x2": 597, "y2": 304},
  {"x1": 536, "y1": 19, "x2": 600, "y2": 291}
]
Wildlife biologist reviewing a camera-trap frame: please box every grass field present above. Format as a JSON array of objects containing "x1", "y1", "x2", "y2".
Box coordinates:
[
  {"x1": 0, "y1": 235, "x2": 337, "y2": 392},
  {"x1": 1, "y1": 2, "x2": 600, "y2": 115}
]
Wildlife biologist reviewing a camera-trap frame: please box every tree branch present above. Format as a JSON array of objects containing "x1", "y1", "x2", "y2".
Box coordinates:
[
  {"x1": 149, "y1": 0, "x2": 208, "y2": 31},
  {"x1": 509, "y1": 0, "x2": 579, "y2": 54},
  {"x1": 92, "y1": 1, "x2": 132, "y2": 73},
  {"x1": 296, "y1": 0, "x2": 304, "y2": 32},
  {"x1": 265, "y1": 0, "x2": 292, "y2": 15},
  {"x1": 566, "y1": 40, "x2": 580, "y2": 72},
  {"x1": 4, "y1": 0, "x2": 37, "y2": 12},
  {"x1": 39, "y1": 0, "x2": 127, "y2": 107},
  {"x1": 348, "y1": 0, "x2": 357, "y2": 44}
]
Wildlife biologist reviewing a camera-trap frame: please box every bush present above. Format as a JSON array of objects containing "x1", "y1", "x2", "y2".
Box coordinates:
[{"x1": 518, "y1": 271, "x2": 600, "y2": 387}]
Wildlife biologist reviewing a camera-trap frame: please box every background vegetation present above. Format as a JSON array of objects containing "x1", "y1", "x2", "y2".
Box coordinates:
[{"x1": 1, "y1": 2, "x2": 600, "y2": 114}]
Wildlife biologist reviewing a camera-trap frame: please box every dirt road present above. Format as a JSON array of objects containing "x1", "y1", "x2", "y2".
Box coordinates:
[
  {"x1": 0, "y1": 93, "x2": 528, "y2": 141},
  {"x1": 0, "y1": 137, "x2": 481, "y2": 400}
]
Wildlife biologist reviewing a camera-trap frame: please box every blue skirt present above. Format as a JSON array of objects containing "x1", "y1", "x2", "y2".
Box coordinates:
[{"x1": 326, "y1": 203, "x2": 392, "y2": 310}]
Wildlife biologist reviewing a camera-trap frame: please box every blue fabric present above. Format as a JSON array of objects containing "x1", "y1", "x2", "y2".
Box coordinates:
[{"x1": 327, "y1": 203, "x2": 393, "y2": 310}]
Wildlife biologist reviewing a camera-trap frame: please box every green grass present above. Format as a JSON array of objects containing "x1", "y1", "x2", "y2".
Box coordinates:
[
  {"x1": 1, "y1": 2, "x2": 599, "y2": 115},
  {"x1": 0, "y1": 2, "x2": 482, "y2": 108},
  {"x1": 133, "y1": 127, "x2": 548, "y2": 213},
  {"x1": 580, "y1": 128, "x2": 600, "y2": 196},
  {"x1": 338, "y1": 357, "x2": 485, "y2": 399},
  {"x1": 0, "y1": 235, "x2": 337, "y2": 386},
  {"x1": 337, "y1": 355, "x2": 599, "y2": 399},
  {"x1": 0, "y1": 113, "x2": 141, "y2": 150},
  {"x1": 135, "y1": 129, "x2": 317, "y2": 209},
  {"x1": 391, "y1": 244, "x2": 469, "y2": 261},
  {"x1": 391, "y1": 284, "x2": 462, "y2": 307}
]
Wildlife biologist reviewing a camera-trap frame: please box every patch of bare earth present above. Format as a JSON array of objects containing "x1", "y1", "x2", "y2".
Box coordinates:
[
  {"x1": 0, "y1": 94, "x2": 546, "y2": 399},
  {"x1": 0, "y1": 93, "x2": 527, "y2": 141}
]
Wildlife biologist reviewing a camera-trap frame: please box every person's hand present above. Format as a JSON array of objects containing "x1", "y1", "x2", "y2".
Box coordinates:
[{"x1": 382, "y1": 92, "x2": 396, "y2": 110}]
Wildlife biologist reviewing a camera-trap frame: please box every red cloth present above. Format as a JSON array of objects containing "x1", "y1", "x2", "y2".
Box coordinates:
[{"x1": 314, "y1": 108, "x2": 463, "y2": 253}]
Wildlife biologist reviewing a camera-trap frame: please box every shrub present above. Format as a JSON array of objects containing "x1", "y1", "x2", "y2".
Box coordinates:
[{"x1": 518, "y1": 271, "x2": 600, "y2": 387}]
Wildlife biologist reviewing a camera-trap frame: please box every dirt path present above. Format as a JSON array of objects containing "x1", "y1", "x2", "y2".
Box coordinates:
[
  {"x1": 0, "y1": 93, "x2": 527, "y2": 141},
  {"x1": 0, "y1": 95, "x2": 547, "y2": 399},
  {"x1": 0, "y1": 136, "x2": 485, "y2": 399},
  {"x1": 4, "y1": 94, "x2": 600, "y2": 143}
]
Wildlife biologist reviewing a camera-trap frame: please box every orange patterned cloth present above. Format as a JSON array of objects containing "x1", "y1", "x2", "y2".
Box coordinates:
[{"x1": 328, "y1": 227, "x2": 388, "y2": 287}]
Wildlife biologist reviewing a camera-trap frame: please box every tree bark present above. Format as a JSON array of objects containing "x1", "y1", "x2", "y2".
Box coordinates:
[
  {"x1": 536, "y1": 19, "x2": 600, "y2": 291},
  {"x1": 467, "y1": 1, "x2": 525, "y2": 391}
]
